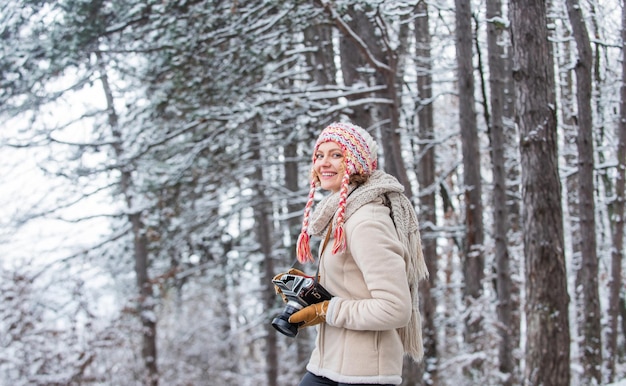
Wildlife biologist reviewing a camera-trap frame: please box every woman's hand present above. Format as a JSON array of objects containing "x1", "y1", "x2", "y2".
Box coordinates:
[{"x1": 289, "y1": 300, "x2": 329, "y2": 328}]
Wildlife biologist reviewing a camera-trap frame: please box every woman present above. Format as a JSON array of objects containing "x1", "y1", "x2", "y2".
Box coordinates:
[{"x1": 288, "y1": 122, "x2": 428, "y2": 386}]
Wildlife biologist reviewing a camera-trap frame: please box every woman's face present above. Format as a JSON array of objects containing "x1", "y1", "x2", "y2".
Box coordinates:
[{"x1": 314, "y1": 141, "x2": 345, "y2": 192}]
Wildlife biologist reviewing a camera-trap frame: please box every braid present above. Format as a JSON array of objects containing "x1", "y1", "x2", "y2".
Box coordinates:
[
  {"x1": 331, "y1": 172, "x2": 350, "y2": 254},
  {"x1": 296, "y1": 179, "x2": 317, "y2": 263}
]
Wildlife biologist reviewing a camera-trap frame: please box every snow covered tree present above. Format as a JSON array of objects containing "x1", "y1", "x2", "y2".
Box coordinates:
[
  {"x1": 413, "y1": 3, "x2": 439, "y2": 385},
  {"x1": 454, "y1": 2, "x2": 486, "y2": 374},
  {"x1": 564, "y1": 0, "x2": 602, "y2": 382},
  {"x1": 606, "y1": 2, "x2": 626, "y2": 381},
  {"x1": 510, "y1": 1, "x2": 571, "y2": 384},
  {"x1": 484, "y1": 0, "x2": 519, "y2": 382}
]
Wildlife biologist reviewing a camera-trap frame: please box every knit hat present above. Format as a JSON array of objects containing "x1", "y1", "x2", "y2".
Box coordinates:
[{"x1": 296, "y1": 122, "x2": 378, "y2": 263}]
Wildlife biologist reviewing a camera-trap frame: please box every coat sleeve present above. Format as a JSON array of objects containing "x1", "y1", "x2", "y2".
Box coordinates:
[{"x1": 326, "y1": 203, "x2": 412, "y2": 331}]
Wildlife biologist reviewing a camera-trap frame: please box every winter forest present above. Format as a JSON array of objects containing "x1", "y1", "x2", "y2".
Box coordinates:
[{"x1": 1, "y1": 0, "x2": 625, "y2": 385}]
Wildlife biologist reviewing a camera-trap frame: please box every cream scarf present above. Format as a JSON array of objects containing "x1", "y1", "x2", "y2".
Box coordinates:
[{"x1": 308, "y1": 170, "x2": 429, "y2": 362}]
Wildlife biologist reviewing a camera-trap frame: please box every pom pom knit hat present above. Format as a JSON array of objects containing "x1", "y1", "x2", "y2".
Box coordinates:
[{"x1": 296, "y1": 122, "x2": 378, "y2": 263}]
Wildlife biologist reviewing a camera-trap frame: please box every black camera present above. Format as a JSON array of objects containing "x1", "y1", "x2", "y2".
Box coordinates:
[{"x1": 271, "y1": 273, "x2": 333, "y2": 337}]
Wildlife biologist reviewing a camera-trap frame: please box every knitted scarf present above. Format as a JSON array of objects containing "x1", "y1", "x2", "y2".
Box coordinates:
[{"x1": 308, "y1": 170, "x2": 429, "y2": 362}]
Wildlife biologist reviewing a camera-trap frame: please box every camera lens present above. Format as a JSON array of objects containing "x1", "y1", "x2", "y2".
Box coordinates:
[{"x1": 271, "y1": 303, "x2": 301, "y2": 338}]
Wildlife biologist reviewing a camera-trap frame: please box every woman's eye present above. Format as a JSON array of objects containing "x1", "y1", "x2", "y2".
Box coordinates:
[{"x1": 315, "y1": 152, "x2": 342, "y2": 160}]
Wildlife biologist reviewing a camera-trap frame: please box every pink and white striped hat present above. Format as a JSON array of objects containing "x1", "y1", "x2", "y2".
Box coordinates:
[{"x1": 296, "y1": 122, "x2": 378, "y2": 263}]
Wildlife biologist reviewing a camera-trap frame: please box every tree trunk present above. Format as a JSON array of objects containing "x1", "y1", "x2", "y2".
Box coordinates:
[
  {"x1": 304, "y1": 22, "x2": 336, "y2": 87},
  {"x1": 413, "y1": 2, "x2": 437, "y2": 384},
  {"x1": 509, "y1": 2, "x2": 571, "y2": 385},
  {"x1": 338, "y1": 6, "x2": 375, "y2": 130},
  {"x1": 556, "y1": 4, "x2": 584, "y2": 365},
  {"x1": 500, "y1": 8, "x2": 522, "y2": 372},
  {"x1": 327, "y1": 1, "x2": 412, "y2": 197},
  {"x1": 250, "y1": 119, "x2": 279, "y2": 386},
  {"x1": 98, "y1": 53, "x2": 159, "y2": 386},
  {"x1": 283, "y1": 138, "x2": 315, "y2": 369},
  {"x1": 454, "y1": 0, "x2": 485, "y2": 357},
  {"x1": 564, "y1": 0, "x2": 602, "y2": 383},
  {"x1": 606, "y1": 3, "x2": 626, "y2": 381},
  {"x1": 485, "y1": 0, "x2": 517, "y2": 382},
  {"x1": 131, "y1": 213, "x2": 159, "y2": 386}
]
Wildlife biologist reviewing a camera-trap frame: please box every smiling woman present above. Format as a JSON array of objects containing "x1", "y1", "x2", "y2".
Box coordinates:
[{"x1": 278, "y1": 122, "x2": 429, "y2": 386}]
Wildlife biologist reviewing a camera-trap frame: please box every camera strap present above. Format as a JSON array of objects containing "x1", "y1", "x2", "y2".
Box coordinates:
[
  {"x1": 314, "y1": 224, "x2": 333, "y2": 281},
  {"x1": 320, "y1": 224, "x2": 332, "y2": 257}
]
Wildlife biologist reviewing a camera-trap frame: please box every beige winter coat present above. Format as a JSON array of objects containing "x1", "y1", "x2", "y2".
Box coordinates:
[{"x1": 307, "y1": 198, "x2": 412, "y2": 385}]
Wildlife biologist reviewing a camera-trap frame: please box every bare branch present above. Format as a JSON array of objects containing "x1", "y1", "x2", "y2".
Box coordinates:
[{"x1": 314, "y1": 0, "x2": 392, "y2": 73}]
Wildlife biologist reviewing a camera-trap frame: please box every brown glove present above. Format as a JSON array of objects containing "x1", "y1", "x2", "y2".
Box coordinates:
[
  {"x1": 288, "y1": 300, "x2": 329, "y2": 328},
  {"x1": 273, "y1": 268, "x2": 309, "y2": 303}
]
